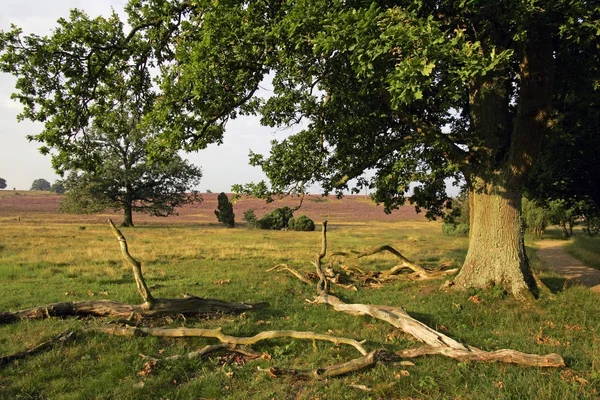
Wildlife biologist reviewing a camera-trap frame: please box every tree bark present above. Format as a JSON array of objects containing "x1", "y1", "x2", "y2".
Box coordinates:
[
  {"x1": 122, "y1": 199, "x2": 134, "y2": 227},
  {"x1": 454, "y1": 24, "x2": 554, "y2": 299},
  {"x1": 453, "y1": 187, "x2": 537, "y2": 299}
]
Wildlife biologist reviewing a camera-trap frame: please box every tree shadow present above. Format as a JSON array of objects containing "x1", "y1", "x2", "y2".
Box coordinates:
[{"x1": 540, "y1": 276, "x2": 569, "y2": 294}]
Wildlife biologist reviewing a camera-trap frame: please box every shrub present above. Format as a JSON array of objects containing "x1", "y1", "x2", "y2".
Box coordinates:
[
  {"x1": 242, "y1": 209, "x2": 258, "y2": 227},
  {"x1": 289, "y1": 215, "x2": 315, "y2": 231},
  {"x1": 256, "y1": 206, "x2": 294, "y2": 230},
  {"x1": 214, "y1": 192, "x2": 235, "y2": 228},
  {"x1": 522, "y1": 197, "x2": 549, "y2": 237},
  {"x1": 443, "y1": 191, "x2": 470, "y2": 237},
  {"x1": 442, "y1": 223, "x2": 469, "y2": 237}
]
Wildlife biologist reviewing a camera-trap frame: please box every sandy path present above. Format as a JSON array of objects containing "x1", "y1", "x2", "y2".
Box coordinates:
[{"x1": 536, "y1": 240, "x2": 600, "y2": 293}]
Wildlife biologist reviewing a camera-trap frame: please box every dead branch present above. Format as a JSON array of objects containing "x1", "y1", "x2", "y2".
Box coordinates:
[
  {"x1": 109, "y1": 219, "x2": 154, "y2": 305},
  {"x1": 312, "y1": 222, "x2": 565, "y2": 368},
  {"x1": 315, "y1": 292, "x2": 468, "y2": 350},
  {"x1": 0, "y1": 330, "x2": 76, "y2": 367},
  {"x1": 268, "y1": 264, "x2": 314, "y2": 285},
  {"x1": 140, "y1": 344, "x2": 262, "y2": 363},
  {"x1": 0, "y1": 221, "x2": 267, "y2": 325},
  {"x1": 396, "y1": 346, "x2": 564, "y2": 367},
  {"x1": 96, "y1": 325, "x2": 368, "y2": 355},
  {"x1": 259, "y1": 350, "x2": 396, "y2": 379}
]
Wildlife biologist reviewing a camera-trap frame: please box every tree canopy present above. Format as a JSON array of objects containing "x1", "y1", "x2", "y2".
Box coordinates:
[
  {"x1": 0, "y1": 178, "x2": 6, "y2": 189},
  {"x1": 2, "y1": 0, "x2": 599, "y2": 297},
  {"x1": 30, "y1": 178, "x2": 51, "y2": 191}
]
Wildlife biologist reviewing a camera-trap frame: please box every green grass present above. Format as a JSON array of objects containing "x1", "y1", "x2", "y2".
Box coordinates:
[
  {"x1": 1, "y1": 220, "x2": 599, "y2": 399},
  {"x1": 565, "y1": 234, "x2": 600, "y2": 270}
]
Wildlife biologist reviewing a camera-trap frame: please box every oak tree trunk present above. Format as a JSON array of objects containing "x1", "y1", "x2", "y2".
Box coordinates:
[
  {"x1": 453, "y1": 186, "x2": 537, "y2": 299},
  {"x1": 454, "y1": 23, "x2": 554, "y2": 299}
]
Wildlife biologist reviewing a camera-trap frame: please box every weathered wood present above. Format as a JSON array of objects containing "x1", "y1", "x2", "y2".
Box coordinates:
[
  {"x1": 267, "y1": 264, "x2": 314, "y2": 285},
  {"x1": 0, "y1": 297, "x2": 268, "y2": 325},
  {"x1": 315, "y1": 292, "x2": 468, "y2": 350},
  {"x1": 313, "y1": 222, "x2": 565, "y2": 368},
  {"x1": 259, "y1": 350, "x2": 383, "y2": 379},
  {"x1": 140, "y1": 344, "x2": 262, "y2": 363},
  {"x1": 97, "y1": 325, "x2": 368, "y2": 355},
  {"x1": 108, "y1": 219, "x2": 154, "y2": 305},
  {"x1": 397, "y1": 346, "x2": 564, "y2": 368}
]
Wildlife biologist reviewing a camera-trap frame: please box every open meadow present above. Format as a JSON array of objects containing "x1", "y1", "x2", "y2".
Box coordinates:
[{"x1": 1, "y1": 191, "x2": 599, "y2": 399}]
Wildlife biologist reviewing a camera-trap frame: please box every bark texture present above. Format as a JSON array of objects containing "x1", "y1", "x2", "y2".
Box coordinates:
[
  {"x1": 453, "y1": 188, "x2": 537, "y2": 298},
  {"x1": 454, "y1": 24, "x2": 554, "y2": 298}
]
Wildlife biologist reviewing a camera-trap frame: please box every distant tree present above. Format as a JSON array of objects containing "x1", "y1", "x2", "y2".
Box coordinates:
[
  {"x1": 214, "y1": 192, "x2": 235, "y2": 228},
  {"x1": 30, "y1": 178, "x2": 51, "y2": 191},
  {"x1": 0, "y1": 178, "x2": 6, "y2": 189},
  {"x1": 522, "y1": 198, "x2": 549, "y2": 238},
  {"x1": 60, "y1": 119, "x2": 202, "y2": 227},
  {"x1": 547, "y1": 199, "x2": 578, "y2": 238},
  {"x1": 256, "y1": 207, "x2": 294, "y2": 230},
  {"x1": 50, "y1": 180, "x2": 66, "y2": 195},
  {"x1": 242, "y1": 209, "x2": 258, "y2": 228}
]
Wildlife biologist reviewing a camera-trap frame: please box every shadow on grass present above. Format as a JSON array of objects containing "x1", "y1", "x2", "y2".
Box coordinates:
[{"x1": 540, "y1": 276, "x2": 569, "y2": 294}]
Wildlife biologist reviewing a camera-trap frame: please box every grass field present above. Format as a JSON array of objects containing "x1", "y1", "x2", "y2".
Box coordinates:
[{"x1": 1, "y1": 192, "x2": 599, "y2": 399}]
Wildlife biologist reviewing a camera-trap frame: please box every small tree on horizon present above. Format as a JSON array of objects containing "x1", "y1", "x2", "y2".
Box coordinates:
[
  {"x1": 0, "y1": 177, "x2": 6, "y2": 189},
  {"x1": 214, "y1": 192, "x2": 235, "y2": 228},
  {"x1": 50, "y1": 180, "x2": 66, "y2": 195},
  {"x1": 30, "y1": 178, "x2": 51, "y2": 191}
]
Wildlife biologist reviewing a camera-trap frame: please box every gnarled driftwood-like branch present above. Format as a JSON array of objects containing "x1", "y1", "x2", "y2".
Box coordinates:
[
  {"x1": 96, "y1": 325, "x2": 368, "y2": 356},
  {"x1": 311, "y1": 222, "x2": 564, "y2": 368}
]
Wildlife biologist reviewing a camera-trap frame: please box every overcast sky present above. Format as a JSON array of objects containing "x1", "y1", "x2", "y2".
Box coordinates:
[{"x1": 0, "y1": 0, "x2": 300, "y2": 191}]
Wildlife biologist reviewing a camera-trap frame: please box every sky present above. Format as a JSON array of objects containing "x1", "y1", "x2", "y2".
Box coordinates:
[{"x1": 0, "y1": 0, "x2": 298, "y2": 192}]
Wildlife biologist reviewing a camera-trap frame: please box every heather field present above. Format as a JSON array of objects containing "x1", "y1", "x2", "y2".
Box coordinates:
[
  {"x1": 0, "y1": 191, "x2": 425, "y2": 225},
  {"x1": 0, "y1": 191, "x2": 599, "y2": 399}
]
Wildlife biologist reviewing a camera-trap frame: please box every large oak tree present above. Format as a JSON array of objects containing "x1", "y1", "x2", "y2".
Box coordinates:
[{"x1": 2, "y1": 1, "x2": 599, "y2": 297}]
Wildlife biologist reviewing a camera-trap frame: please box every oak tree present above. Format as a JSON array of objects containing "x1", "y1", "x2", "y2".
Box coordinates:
[{"x1": 30, "y1": 178, "x2": 51, "y2": 191}]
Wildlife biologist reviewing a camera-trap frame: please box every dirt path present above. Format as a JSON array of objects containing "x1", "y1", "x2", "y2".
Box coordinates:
[{"x1": 536, "y1": 240, "x2": 600, "y2": 293}]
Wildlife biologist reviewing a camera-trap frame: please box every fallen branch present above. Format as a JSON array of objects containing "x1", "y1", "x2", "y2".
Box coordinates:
[
  {"x1": 267, "y1": 264, "x2": 314, "y2": 285},
  {"x1": 96, "y1": 325, "x2": 368, "y2": 356},
  {"x1": 0, "y1": 330, "x2": 76, "y2": 367},
  {"x1": 396, "y1": 346, "x2": 564, "y2": 367},
  {"x1": 0, "y1": 221, "x2": 268, "y2": 325},
  {"x1": 311, "y1": 221, "x2": 565, "y2": 368},
  {"x1": 140, "y1": 344, "x2": 262, "y2": 363},
  {"x1": 259, "y1": 349, "x2": 397, "y2": 379}
]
